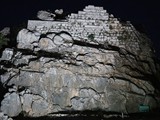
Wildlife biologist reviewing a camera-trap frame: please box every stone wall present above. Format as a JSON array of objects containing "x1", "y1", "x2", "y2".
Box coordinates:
[{"x1": 27, "y1": 5, "x2": 125, "y2": 47}]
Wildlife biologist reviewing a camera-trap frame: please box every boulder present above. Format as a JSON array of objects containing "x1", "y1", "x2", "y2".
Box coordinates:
[
  {"x1": 37, "y1": 11, "x2": 55, "y2": 21},
  {"x1": 17, "y1": 29, "x2": 40, "y2": 50},
  {"x1": 55, "y1": 9, "x2": 63, "y2": 15}
]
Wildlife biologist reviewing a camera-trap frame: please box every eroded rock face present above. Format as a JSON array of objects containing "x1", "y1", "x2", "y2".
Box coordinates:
[
  {"x1": 37, "y1": 11, "x2": 55, "y2": 21},
  {"x1": 0, "y1": 112, "x2": 13, "y2": 120},
  {"x1": 1, "y1": 92, "x2": 22, "y2": 117},
  {"x1": 0, "y1": 28, "x2": 160, "y2": 117}
]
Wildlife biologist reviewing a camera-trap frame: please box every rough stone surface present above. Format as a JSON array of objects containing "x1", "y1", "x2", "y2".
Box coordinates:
[
  {"x1": 17, "y1": 29, "x2": 41, "y2": 50},
  {"x1": 0, "y1": 6, "x2": 160, "y2": 118},
  {"x1": 0, "y1": 93, "x2": 22, "y2": 117},
  {"x1": 22, "y1": 94, "x2": 50, "y2": 116},
  {"x1": 55, "y1": 9, "x2": 63, "y2": 15},
  {"x1": 0, "y1": 48, "x2": 13, "y2": 61},
  {"x1": 0, "y1": 112, "x2": 13, "y2": 120},
  {"x1": 37, "y1": 11, "x2": 55, "y2": 21}
]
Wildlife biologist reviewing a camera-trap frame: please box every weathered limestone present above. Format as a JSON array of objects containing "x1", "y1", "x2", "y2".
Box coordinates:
[
  {"x1": 0, "y1": 5, "x2": 160, "y2": 118},
  {"x1": 1, "y1": 92, "x2": 22, "y2": 117},
  {"x1": 55, "y1": 9, "x2": 63, "y2": 15},
  {"x1": 17, "y1": 29, "x2": 40, "y2": 50},
  {"x1": 22, "y1": 94, "x2": 50, "y2": 116},
  {"x1": 0, "y1": 48, "x2": 13, "y2": 61},
  {"x1": 0, "y1": 112, "x2": 13, "y2": 120},
  {"x1": 37, "y1": 10, "x2": 55, "y2": 20}
]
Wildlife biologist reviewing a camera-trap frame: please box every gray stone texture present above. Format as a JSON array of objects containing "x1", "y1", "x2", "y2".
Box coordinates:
[
  {"x1": 0, "y1": 93, "x2": 22, "y2": 117},
  {"x1": 37, "y1": 10, "x2": 55, "y2": 21},
  {"x1": 0, "y1": 5, "x2": 160, "y2": 118}
]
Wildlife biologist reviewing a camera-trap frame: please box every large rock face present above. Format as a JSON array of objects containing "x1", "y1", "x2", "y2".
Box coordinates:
[
  {"x1": 0, "y1": 6, "x2": 160, "y2": 118},
  {"x1": 0, "y1": 28, "x2": 159, "y2": 117}
]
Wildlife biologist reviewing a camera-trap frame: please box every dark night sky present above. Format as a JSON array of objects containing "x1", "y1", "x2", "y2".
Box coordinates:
[{"x1": 0, "y1": 0, "x2": 160, "y2": 57}]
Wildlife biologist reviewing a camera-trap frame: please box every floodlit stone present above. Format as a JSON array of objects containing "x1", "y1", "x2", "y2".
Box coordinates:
[
  {"x1": 0, "y1": 5, "x2": 159, "y2": 118},
  {"x1": 17, "y1": 29, "x2": 40, "y2": 50},
  {"x1": 53, "y1": 35, "x2": 64, "y2": 46},
  {"x1": 37, "y1": 10, "x2": 55, "y2": 20},
  {"x1": 0, "y1": 48, "x2": 13, "y2": 61},
  {"x1": 0, "y1": 27, "x2": 10, "y2": 36},
  {"x1": 0, "y1": 93, "x2": 22, "y2": 117},
  {"x1": 55, "y1": 9, "x2": 63, "y2": 15},
  {"x1": 39, "y1": 38, "x2": 56, "y2": 51}
]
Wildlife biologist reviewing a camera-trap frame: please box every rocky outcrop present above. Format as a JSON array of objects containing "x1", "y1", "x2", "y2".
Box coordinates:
[
  {"x1": 0, "y1": 27, "x2": 10, "y2": 36},
  {"x1": 1, "y1": 4, "x2": 160, "y2": 117},
  {"x1": 0, "y1": 26, "x2": 159, "y2": 117},
  {"x1": 37, "y1": 11, "x2": 55, "y2": 21}
]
